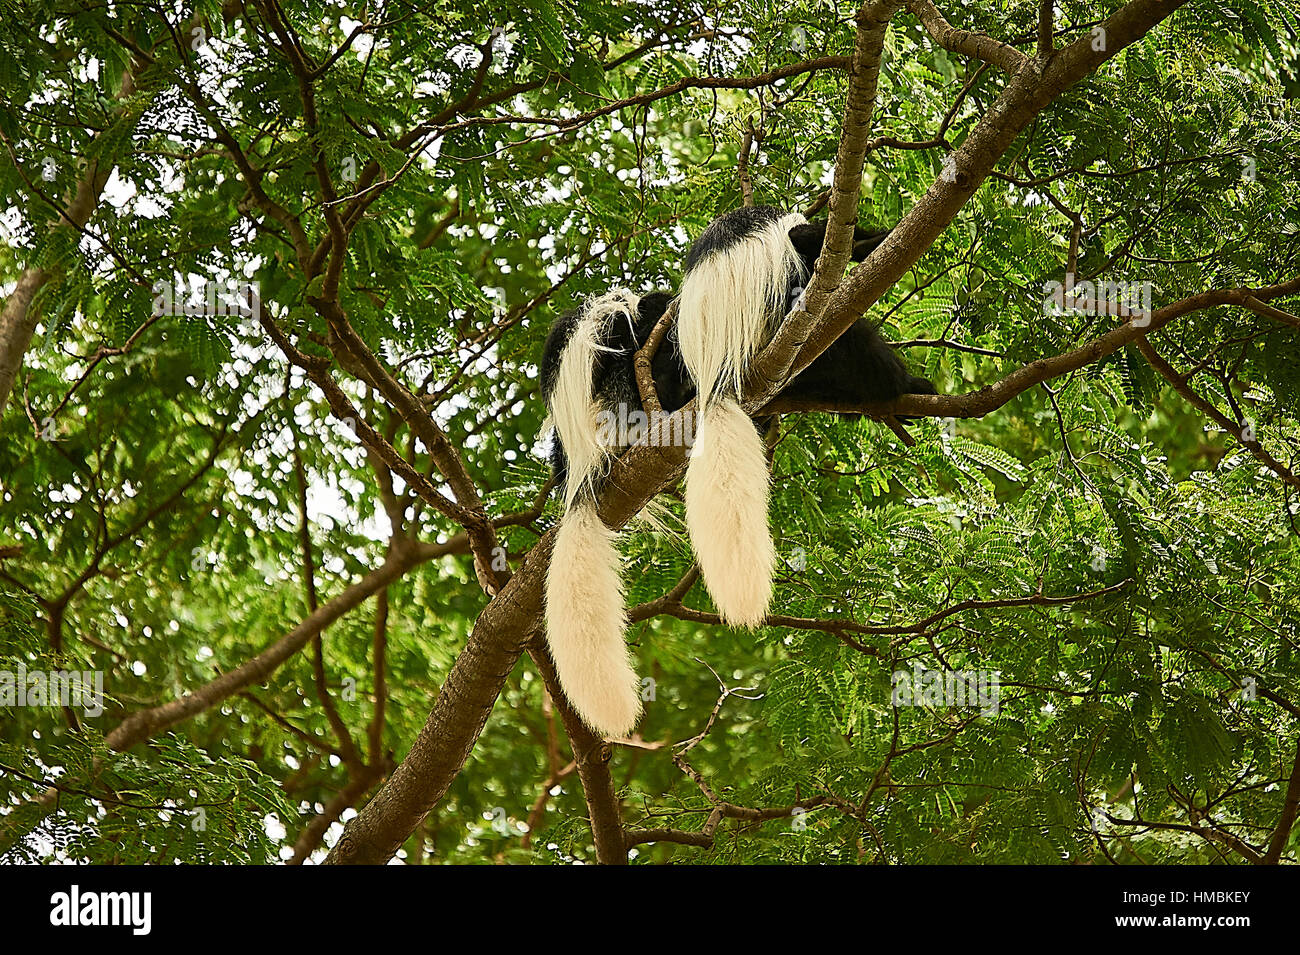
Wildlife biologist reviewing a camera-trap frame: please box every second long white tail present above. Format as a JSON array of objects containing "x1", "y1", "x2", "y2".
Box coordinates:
[{"x1": 684, "y1": 397, "x2": 775, "y2": 627}]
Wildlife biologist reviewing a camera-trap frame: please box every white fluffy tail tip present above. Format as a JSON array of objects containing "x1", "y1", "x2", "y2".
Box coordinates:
[
  {"x1": 685, "y1": 399, "x2": 775, "y2": 628},
  {"x1": 544, "y1": 504, "x2": 643, "y2": 737}
]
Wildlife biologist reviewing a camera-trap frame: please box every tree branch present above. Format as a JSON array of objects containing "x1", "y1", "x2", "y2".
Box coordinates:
[
  {"x1": 1263, "y1": 738, "x2": 1300, "y2": 864},
  {"x1": 1136, "y1": 336, "x2": 1300, "y2": 490},
  {"x1": 904, "y1": 0, "x2": 1028, "y2": 74}
]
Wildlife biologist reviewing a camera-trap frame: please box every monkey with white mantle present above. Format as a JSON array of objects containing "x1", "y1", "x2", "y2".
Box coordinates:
[{"x1": 539, "y1": 206, "x2": 936, "y2": 737}]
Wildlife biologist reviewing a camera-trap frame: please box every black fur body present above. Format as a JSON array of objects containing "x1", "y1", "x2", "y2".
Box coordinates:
[
  {"x1": 683, "y1": 205, "x2": 935, "y2": 408},
  {"x1": 539, "y1": 206, "x2": 936, "y2": 491},
  {"x1": 540, "y1": 291, "x2": 690, "y2": 494}
]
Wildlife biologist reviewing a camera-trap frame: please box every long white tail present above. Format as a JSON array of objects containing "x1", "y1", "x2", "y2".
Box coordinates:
[
  {"x1": 543, "y1": 290, "x2": 646, "y2": 737},
  {"x1": 685, "y1": 398, "x2": 775, "y2": 627},
  {"x1": 676, "y1": 212, "x2": 802, "y2": 627},
  {"x1": 544, "y1": 502, "x2": 642, "y2": 737}
]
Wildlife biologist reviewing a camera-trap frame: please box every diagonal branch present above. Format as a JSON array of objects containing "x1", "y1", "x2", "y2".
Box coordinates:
[
  {"x1": 1263, "y1": 739, "x2": 1300, "y2": 864},
  {"x1": 749, "y1": 0, "x2": 1193, "y2": 412},
  {"x1": 1136, "y1": 337, "x2": 1300, "y2": 490},
  {"x1": 103, "y1": 537, "x2": 441, "y2": 752},
  {"x1": 529, "y1": 637, "x2": 628, "y2": 864},
  {"x1": 0, "y1": 65, "x2": 143, "y2": 412},
  {"x1": 101, "y1": 496, "x2": 546, "y2": 754},
  {"x1": 904, "y1": 0, "x2": 1029, "y2": 74},
  {"x1": 801, "y1": 0, "x2": 902, "y2": 323},
  {"x1": 823, "y1": 276, "x2": 1300, "y2": 423}
]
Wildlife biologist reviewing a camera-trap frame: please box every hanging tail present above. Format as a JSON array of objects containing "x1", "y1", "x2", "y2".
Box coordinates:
[
  {"x1": 677, "y1": 210, "x2": 802, "y2": 628},
  {"x1": 542, "y1": 289, "x2": 645, "y2": 737},
  {"x1": 684, "y1": 397, "x2": 775, "y2": 627},
  {"x1": 545, "y1": 501, "x2": 642, "y2": 737}
]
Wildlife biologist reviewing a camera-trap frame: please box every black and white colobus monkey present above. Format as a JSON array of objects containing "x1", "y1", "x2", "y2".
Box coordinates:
[
  {"x1": 540, "y1": 206, "x2": 935, "y2": 736},
  {"x1": 538, "y1": 289, "x2": 686, "y2": 738}
]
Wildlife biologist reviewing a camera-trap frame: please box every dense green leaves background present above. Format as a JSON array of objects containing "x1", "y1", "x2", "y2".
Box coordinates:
[{"x1": 0, "y1": 0, "x2": 1297, "y2": 863}]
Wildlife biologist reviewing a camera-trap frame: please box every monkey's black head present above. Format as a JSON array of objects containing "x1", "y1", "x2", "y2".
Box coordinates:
[
  {"x1": 684, "y1": 207, "x2": 892, "y2": 281},
  {"x1": 786, "y1": 221, "x2": 892, "y2": 277}
]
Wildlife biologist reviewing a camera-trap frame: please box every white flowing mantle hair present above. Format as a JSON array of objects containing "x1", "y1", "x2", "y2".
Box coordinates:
[
  {"x1": 547, "y1": 287, "x2": 642, "y2": 508},
  {"x1": 678, "y1": 212, "x2": 808, "y2": 409},
  {"x1": 678, "y1": 211, "x2": 807, "y2": 628}
]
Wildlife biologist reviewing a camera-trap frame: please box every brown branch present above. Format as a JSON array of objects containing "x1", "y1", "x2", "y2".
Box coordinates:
[
  {"x1": 801, "y1": 0, "x2": 900, "y2": 323},
  {"x1": 1103, "y1": 811, "x2": 1265, "y2": 864},
  {"x1": 862, "y1": 61, "x2": 988, "y2": 157},
  {"x1": 104, "y1": 538, "x2": 432, "y2": 752},
  {"x1": 737, "y1": 118, "x2": 758, "y2": 207},
  {"x1": 1263, "y1": 738, "x2": 1300, "y2": 864},
  {"x1": 417, "y1": 197, "x2": 461, "y2": 250},
  {"x1": 103, "y1": 492, "x2": 546, "y2": 755},
  {"x1": 627, "y1": 566, "x2": 701, "y2": 622},
  {"x1": 748, "y1": 0, "x2": 1195, "y2": 412},
  {"x1": 425, "y1": 212, "x2": 686, "y2": 406},
  {"x1": 367, "y1": 588, "x2": 390, "y2": 766},
  {"x1": 633, "y1": 578, "x2": 1133, "y2": 648},
  {"x1": 1136, "y1": 337, "x2": 1300, "y2": 490},
  {"x1": 625, "y1": 674, "x2": 829, "y2": 853},
  {"x1": 624, "y1": 798, "x2": 830, "y2": 851},
  {"x1": 166, "y1": 57, "x2": 313, "y2": 266},
  {"x1": 521, "y1": 758, "x2": 577, "y2": 850},
  {"x1": 287, "y1": 769, "x2": 383, "y2": 865},
  {"x1": 43, "y1": 313, "x2": 164, "y2": 424},
  {"x1": 254, "y1": 0, "x2": 351, "y2": 301},
  {"x1": 1176, "y1": 643, "x2": 1300, "y2": 722},
  {"x1": 332, "y1": 56, "x2": 853, "y2": 235},
  {"x1": 324, "y1": 534, "x2": 551, "y2": 863},
  {"x1": 833, "y1": 276, "x2": 1300, "y2": 423},
  {"x1": 1038, "y1": 0, "x2": 1056, "y2": 56},
  {"x1": 238, "y1": 690, "x2": 343, "y2": 757},
  {"x1": 43, "y1": 426, "x2": 231, "y2": 652},
  {"x1": 258, "y1": 313, "x2": 472, "y2": 528},
  {"x1": 312, "y1": 297, "x2": 506, "y2": 592},
  {"x1": 1242, "y1": 296, "x2": 1300, "y2": 329},
  {"x1": 785, "y1": 1, "x2": 916, "y2": 445},
  {"x1": 904, "y1": 0, "x2": 1028, "y2": 74},
  {"x1": 632, "y1": 299, "x2": 679, "y2": 415},
  {"x1": 432, "y1": 57, "x2": 853, "y2": 139},
  {"x1": 624, "y1": 825, "x2": 715, "y2": 849},
  {"x1": 528, "y1": 637, "x2": 628, "y2": 864},
  {"x1": 0, "y1": 68, "x2": 139, "y2": 411}
]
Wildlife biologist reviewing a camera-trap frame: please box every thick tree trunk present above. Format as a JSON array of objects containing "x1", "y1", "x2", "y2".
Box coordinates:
[
  {"x1": 324, "y1": 450, "x2": 682, "y2": 864},
  {"x1": 0, "y1": 268, "x2": 52, "y2": 415},
  {"x1": 323, "y1": 550, "x2": 549, "y2": 863}
]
